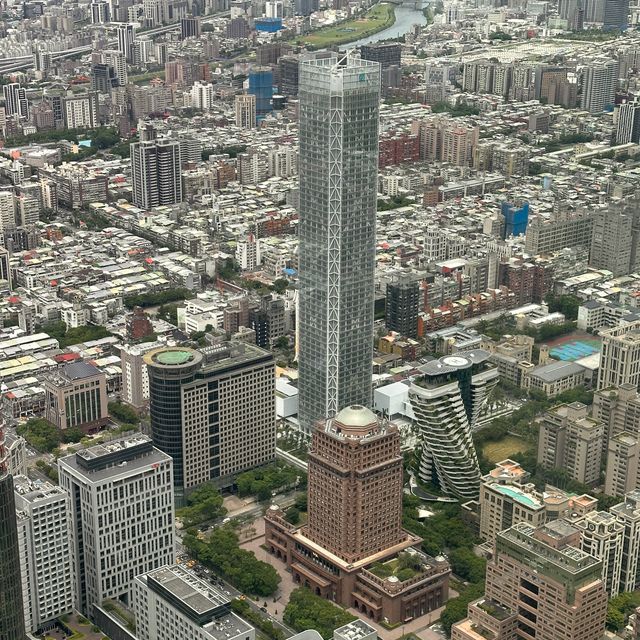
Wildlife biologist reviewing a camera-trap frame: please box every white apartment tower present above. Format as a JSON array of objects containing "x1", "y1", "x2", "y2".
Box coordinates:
[
  {"x1": 14, "y1": 476, "x2": 74, "y2": 633},
  {"x1": 3, "y1": 83, "x2": 29, "y2": 119},
  {"x1": 63, "y1": 93, "x2": 99, "y2": 129},
  {"x1": 131, "y1": 131, "x2": 182, "y2": 210},
  {"x1": 611, "y1": 490, "x2": 640, "y2": 593},
  {"x1": 58, "y1": 435, "x2": 174, "y2": 617},
  {"x1": 574, "y1": 510, "x2": 624, "y2": 597},
  {"x1": 581, "y1": 60, "x2": 618, "y2": 114},
  {"x1": 120, "y1": 341, "x2": 163, "y2": 409},
  {"x1": 599, "y1": 320, "x2": 640, "y2": 390},
  {"x1": 235, "y1": 93, "x2": 256, "y2": 129},
  {"x1": 0, "y1": 190, "x2": 16, "y2": 231},
  {"x1": 117, "y1": 22, "x2": 137, "y2": 63}
]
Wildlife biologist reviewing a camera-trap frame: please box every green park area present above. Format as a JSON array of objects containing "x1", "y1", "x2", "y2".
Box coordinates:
[
  {"x1": 295, "y1": 2, "x2": 395, "y2": 48},
  {"x1": 482, "y1": 435, "x2": 530, "y2": 464}
]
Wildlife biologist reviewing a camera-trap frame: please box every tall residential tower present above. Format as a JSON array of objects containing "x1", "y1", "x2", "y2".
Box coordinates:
[
  {"x1": 409, "y1": 350, "x2": 499, "y2": 498},
  {"x1": 297, "y1": 55, "x2": 381, "y2": 432}
]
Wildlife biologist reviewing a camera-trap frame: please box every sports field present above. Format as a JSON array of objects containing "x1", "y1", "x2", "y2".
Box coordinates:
[
  {"x1": 546, "y1": 332, "x2": 601, "y2": 361},
  {"x1": 296, "y1": 2, "x2": 395, "y2": 47}
]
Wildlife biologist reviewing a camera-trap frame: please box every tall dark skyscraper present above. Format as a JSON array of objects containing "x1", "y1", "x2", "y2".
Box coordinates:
[
  {"x1": 0, "y1": 423, "x2": 27, "y2": 640},
  {"x1": 385, "y1": 277, "x2": 420, "y2": 338},
  {"x1": 297, "y1": 55, "x2": 381, "y2": 433},
  {"x1": 603, "y1": 0, "x2": 629, "y2": 30}
]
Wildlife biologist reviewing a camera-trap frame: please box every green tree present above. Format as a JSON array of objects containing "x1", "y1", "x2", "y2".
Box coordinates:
[
  {"x1": 184, "y1": 527, "x2": 280, "y2": 596},
  {"x1": 284, "y1": 588, "x2": 356, "y2": 639},
  {"x1": 177, "y1": 483, "x2": 226, "y2": 527},
  {"x1": 285, "y1": 506, "x2": 300, "y2": 524},
  {"x1": 271, "y1": 278, "x2": 289, "y2": 294},
  {"x1": 440, "y1": 583, "x2": 485, "y2": 634},
  {"x1": 124, "y1": 288, "x2": 194, "y2": 309},
  {"x1": 544, "y1": 293, "x2": 581, "y2": 321},
  {"x1": 108, "y1": 401, "x2": 140, "y2": 425},
  {"x1": 231, "y1": 599, "x2": 284, "y2": 640},
  {"x1": 17, "y1": 418, "x2": 61, "y2": 452}
]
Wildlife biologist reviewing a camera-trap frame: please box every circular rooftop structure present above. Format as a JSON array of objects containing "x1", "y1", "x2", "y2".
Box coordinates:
[
  {"x1": 155, "y1": 350, "x2": 195, "y2": 366},
  {"x1": 334, "y1": 405, "x2": 378, "y2": 430},
  {"x1": 441, "y1": 355, "x2": 470, "y2": 368},
  {"x1": 143, "y1": 347, "x2": 203, "y2": 371}
]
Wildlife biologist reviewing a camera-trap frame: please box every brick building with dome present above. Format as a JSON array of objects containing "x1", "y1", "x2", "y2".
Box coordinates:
[{"x1": 265, "y1": 405, "x2": 450, "y2": 625}]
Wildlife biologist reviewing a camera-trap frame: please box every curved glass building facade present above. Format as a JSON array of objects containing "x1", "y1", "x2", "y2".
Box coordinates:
[
  {"x1": 297, "y1": 55, "x2": 381, "y2": 433},
  {"x1": 145, "y1": 348, "x2": 203, "y2": 501}
]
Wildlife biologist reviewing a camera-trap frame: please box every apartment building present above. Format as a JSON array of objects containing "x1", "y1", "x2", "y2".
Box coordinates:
[
  {"x1": 605, "y1": 432, "x2": 640, "y2": 497},
  {"x1": 524, "y1": 210, "x2": 594, "y2": 255},
  {"x1": 14, "y1": 476, "x2": 74, "y2": 633},
  {"x1": 487, "y1": 334, "x2": 534, "y2": 385},
  {"x1": 573, "y1": 511, "x2": 624, "y2": 597},
  {"x1": 145, "y1": 343, "x2": 275, "y2": 498},
  {"x1": 44, "y1": 361, "x2": 109, "y2": 433},
  {"x1": 610, "y1": 490, "x2": 640, "y2": 592},
  {"x1": 478, "y1": 459, "x2": 597, "y2": 545},
  {"x1": 58, "y1": 435, "x2": 175, "y2": 616},
  {"x1": 119, "y1": 341, "x2": 164, "y2": 409},
  {"x1": 599, "y1": 321, "x2": 640, "y2": 390},
  {"x1": 537, "y1": 402, "x2": 604, "y2": 485},
  {"x1": 133, "y1": 565, "x2": 254, "y2": 640},
  {"x1": 593, "y1": 383, "x2": 640, "y2": 443},
  {"x1": 235, "y1": 94, "x2": 256, "y2": 129},
  {"x1": 577, "y1": 300, "x2": 636, "y2": 332}
]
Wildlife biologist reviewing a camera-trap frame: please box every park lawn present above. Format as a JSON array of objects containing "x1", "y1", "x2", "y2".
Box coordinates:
[
  {"x1": 297, "y1": 2, "x2": 395, "y2": 47},
  {"x1": 483, "y1": 435, "x2": 531, "y2": 464}
]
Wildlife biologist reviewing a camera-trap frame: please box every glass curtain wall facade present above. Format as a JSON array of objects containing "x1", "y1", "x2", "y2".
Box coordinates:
[
  {"x1": 0, "y1": 425, "x2": 26, "y2": 640},
  {"x1": 297, "y1": 55, "x2": 381, "y2": 433}
]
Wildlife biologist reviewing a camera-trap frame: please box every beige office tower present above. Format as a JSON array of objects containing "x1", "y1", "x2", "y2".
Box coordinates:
[
  {"x1": 145, "y1": 344, "x2": 275, "y2": 498},
  {"x1": 610, "y1": 490, "x2": 640, "y2": 593},
  {"x1": 537, "y1": 402, "x2": 604, "y2": 486},
  {"x1": 235, "y1": 94, "x2": 256, "y2": 129},
  {"x1": 599, "y1": 320, "x2": 640, "y2": 390},
  {"x1": 452, "y1": 522, "x2": 607, "y2": 640},
  {"x1": 593, "y1": 383, "x2": 640, "y2": 443},
  {"x1": 605, "y1": 432, "x2": 640, "y2": 497}
]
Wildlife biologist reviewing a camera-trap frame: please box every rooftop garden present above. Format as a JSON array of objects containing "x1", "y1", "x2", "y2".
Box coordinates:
[{"x1": 369, "y1": 552, "x2": 423, "y2": 582}]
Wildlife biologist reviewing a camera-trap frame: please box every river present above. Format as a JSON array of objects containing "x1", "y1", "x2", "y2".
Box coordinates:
[{"x1": 346, "y1": 1, "x2": 429, "y2": 48}]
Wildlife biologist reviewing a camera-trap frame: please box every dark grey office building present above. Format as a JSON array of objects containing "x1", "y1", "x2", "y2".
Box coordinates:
[
  {"x1": 360, "y1": 43, "x2": 401, "y2": 69},
  {"x1": 180, "y1": 15, "x2": 201, "y2": 38},
  {"x1": 603, "y1": 0, "x2": 629, "y2": 29},
  {"x1": 385, "y1": 278, "x2": 420, "y2": 338},
  {"x1": 0, "y1": 427, "x2": 26, "y2": 640}
]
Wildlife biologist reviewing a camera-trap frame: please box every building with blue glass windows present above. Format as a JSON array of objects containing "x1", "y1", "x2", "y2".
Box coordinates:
[{"x1": 501, "y1": 201, "x2": 529, "y2": 239}]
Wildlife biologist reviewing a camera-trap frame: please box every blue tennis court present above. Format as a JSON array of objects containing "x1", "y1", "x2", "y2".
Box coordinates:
[{"x1": 549, "y1": 339, "x2": 600, "y2": 361}]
